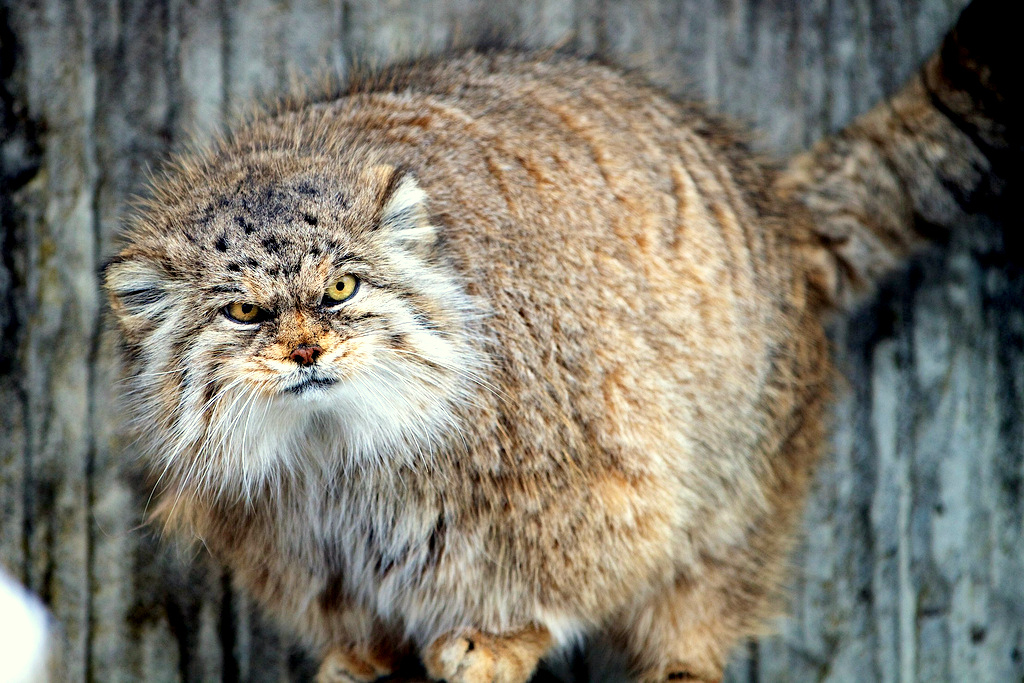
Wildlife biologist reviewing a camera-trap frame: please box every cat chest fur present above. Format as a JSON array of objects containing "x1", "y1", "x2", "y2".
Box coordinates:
[{"x1": 207, "y1": 452, "x2": 689, "y2": 649}]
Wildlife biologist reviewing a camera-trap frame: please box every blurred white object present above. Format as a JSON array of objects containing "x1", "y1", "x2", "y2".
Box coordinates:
[{"x1": 0, "y1": 569, "x2": 49, "y2": 683}]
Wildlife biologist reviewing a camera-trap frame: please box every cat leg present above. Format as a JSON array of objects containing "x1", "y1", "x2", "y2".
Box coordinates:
[
  {"x1": 616, "y1": 572, "x2": 766, "y2": 683},
  {"x1": 422, "y1": 625, "x2": 552, "y2": 683},
  {"x1": 313, "y1": 598, "x2": 407, "y2": 683},
  {"x1": 316, "y1": 638, "x2": 404, "y2": 683}
]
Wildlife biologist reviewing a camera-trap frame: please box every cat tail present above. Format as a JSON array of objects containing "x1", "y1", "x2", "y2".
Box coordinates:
[{"x1": 777, "y1": 0, "x2": 1019, "y2": 313}]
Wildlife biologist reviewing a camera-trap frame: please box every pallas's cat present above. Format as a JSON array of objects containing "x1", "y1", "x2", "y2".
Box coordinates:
[{"x1": 103, "y1": 2, "x2": 1015, "y2": 681}]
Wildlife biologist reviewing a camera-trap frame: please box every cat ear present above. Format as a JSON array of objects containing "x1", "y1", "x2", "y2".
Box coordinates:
[
  {"x1": 103, "y1": 250, "x2": 172, "y2": 339},
  {"x1": 361, "y1": 164, "x2": 437, "y2": 245}
]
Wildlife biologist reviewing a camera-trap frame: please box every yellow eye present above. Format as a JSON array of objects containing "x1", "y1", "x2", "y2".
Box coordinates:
[
  {"x1": 225, "y1": 302, "x2": 263, "y2": 323},
  {"x1": 323, "y1": 275, "x2": 359, "y2": 305}
]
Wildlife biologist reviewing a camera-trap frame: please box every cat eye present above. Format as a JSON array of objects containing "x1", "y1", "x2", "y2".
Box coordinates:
[
  {"x1": 224, "y1": 302, "x2": 265, "y2": 324},
  {"x1": 322, "y1": 275, "x2": 359, "y2": 306}
]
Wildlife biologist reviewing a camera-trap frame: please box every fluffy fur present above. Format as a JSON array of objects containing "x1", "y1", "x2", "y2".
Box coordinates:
[{"x1": 103, "y1": 1, "x2": 1015, "y2": 680}]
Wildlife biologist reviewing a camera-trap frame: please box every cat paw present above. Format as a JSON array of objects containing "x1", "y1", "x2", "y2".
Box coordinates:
[
  {"x1": 422, "y1": 627, "x2": 550, "y2": 683},
  {"x1": 315, "y1": 643, "x2": 399, "y2": 683},
  {"x1": 636, "y1": 666, "x2": 722, "y2": 683},
  {"x1": 424, "y1": 632, "x2": 497, "y2": 683},
  {"x1": 664, "y1": 672, "x2": 720, "y2": 683}
]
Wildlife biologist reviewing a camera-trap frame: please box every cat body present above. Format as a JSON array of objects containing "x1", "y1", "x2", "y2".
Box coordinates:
[{"x1": 103, "y1": 1, "x2": 1015, "y2": 680}]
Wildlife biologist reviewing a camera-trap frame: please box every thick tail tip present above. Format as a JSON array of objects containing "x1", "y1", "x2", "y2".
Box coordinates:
[{"x1": 925, "y1": 0, "x2": 1022, "y2": 168}]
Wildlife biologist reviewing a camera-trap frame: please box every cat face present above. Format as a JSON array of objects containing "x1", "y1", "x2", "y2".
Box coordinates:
[{"x1": 105, "y1": 160, "x2": 485, "y2": 498}]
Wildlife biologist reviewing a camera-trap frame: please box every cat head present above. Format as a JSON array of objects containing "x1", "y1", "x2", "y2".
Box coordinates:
[{"x1": 105, "y1": 155, "x2": 486, "y2": 503}]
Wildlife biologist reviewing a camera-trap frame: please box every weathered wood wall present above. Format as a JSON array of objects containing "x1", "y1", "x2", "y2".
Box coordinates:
[{"x1": 1, "y1": 0, "x2": 1021, "y2": 681}]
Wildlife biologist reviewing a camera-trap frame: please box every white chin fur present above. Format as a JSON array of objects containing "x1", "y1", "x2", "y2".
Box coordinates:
[{"x1": 171, "y1": 359, "x2": 465, "y2": 500}]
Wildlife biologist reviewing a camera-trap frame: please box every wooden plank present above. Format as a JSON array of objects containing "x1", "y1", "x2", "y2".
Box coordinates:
[
  {"x1": 225, "y1": 0, "x2": 342, "y2": 117},
  {"x1": 171, "y1": 0, "x2": 227, "y2": 142},
  {"x1": 5, "y1": 0, "x2": 105, "y2": 678},
  {"x1": 84, "y1": 0, "x2": 176, "y2": 679}
]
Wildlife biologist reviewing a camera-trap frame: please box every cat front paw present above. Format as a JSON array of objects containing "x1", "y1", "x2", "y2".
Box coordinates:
[
  {"x1": 422, "y1": 626, "x2": 550, "y2": 683},
  {"x1": 635, "y1": 666, "x2": 722, "y2": 683},
  {"x1": 316, "y1": 643, "x2": 400, "y2": 683},
  {"x1": 424, "y1": 632, "x2": 496, "y2": 683}
]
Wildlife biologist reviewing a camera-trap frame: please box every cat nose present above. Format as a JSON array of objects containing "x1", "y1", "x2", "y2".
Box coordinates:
[{"x1": 289, "y1": 344, "x2": 322, "y2": 366}]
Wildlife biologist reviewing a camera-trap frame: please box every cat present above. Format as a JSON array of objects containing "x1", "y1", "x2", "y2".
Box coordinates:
[{"x1": 102, "y1": 0, "x2": 1016, "y2": 681}]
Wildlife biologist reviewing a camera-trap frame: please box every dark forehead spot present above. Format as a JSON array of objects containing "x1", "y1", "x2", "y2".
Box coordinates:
[
  {"x1": 235, "y1": 169, "x2": 257, "y2": 193},
  {"x1": 215, "y1": 234, "x2": 229, "y2": 252},
  {"x1": 243, "y1": 257, "x2": 259, "y2": 268},
  {"x1": 235, "y1": 188, "x2": 288, "y2": 222},
  {"x1": 262, "y1": 235, "x2": 282, "y2": 253},
  {"x1": 295, "y1": 181, "x2": 320, "y2": 196},
  {"x1": 234, "y1": 215, "x2": 255, "y2": 235},
  {"x1": 260, "y1": 187, "x2": 289, "y2": 218},
  {"x1": 196, "y1": 203, "x2": 216, "y2": 226},
  {"x1": 227, "y1": 262, "x2": 241, "y2": 272},
  {"x1": 208, "y1": 284, "x2": 245, "y2": 295},
  {"x1": 302, "y1": 213, "x2": 318, "y2": 226},
  {"x1": 309, "y1": 246, "x2": 322, "y2": 257}
]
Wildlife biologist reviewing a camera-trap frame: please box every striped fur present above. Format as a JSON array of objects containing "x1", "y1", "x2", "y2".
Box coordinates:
[{"x1": 779, "y1": 0, "x2": 1018, "y2": 312}]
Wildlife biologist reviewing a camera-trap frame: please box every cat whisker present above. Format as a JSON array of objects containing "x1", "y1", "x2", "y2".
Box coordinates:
[
  {"x1": 116, "y1": 366, "x2": 187, "y2": 384},
  {"x1": 146, "y1": 376, "x2": 247, "y2": 521},
  {"x1": 390, "y1": 347, "x2": 506, "y2": 403}
]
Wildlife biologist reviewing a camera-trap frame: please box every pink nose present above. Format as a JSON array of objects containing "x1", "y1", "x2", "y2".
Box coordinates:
[{"x1": 289, "y1": 344, "x2": 322, "y2": 366}]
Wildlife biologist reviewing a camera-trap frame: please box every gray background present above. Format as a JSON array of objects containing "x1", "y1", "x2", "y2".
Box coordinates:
[{"x1": 1, "y1": 0, "x2": 1021, "y2": 680}]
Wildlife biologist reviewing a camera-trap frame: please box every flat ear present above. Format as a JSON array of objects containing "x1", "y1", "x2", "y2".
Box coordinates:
[
  {"x1": 103, "y1": 250, "x2": 173, "y2": 338},
  {"x1": 360, "y1": 164, "x2": 437, "y2": 244}
]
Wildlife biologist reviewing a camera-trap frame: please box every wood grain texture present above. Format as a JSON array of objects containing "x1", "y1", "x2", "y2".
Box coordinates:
[{"x1": 1, "y1": 0, "x2": 1020, "y2": 681}]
